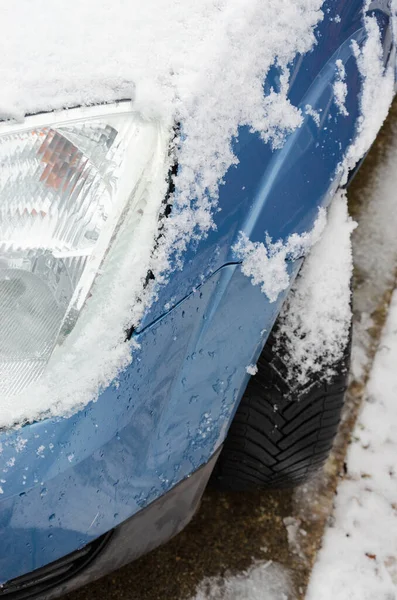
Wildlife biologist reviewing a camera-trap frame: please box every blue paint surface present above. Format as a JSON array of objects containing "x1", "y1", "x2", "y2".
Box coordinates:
[{"x1": 0, "y1": 0, "x2": 394, "y2": 583}]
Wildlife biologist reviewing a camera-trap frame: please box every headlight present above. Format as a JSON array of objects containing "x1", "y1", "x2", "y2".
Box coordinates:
[{"x1": 0, "y1": 102, "x2": 169, "y2": 400}]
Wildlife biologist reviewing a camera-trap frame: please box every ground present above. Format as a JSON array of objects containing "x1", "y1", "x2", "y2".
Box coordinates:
[{"x1": 64, "y1": 100, "x2": 397, "y2": 600}]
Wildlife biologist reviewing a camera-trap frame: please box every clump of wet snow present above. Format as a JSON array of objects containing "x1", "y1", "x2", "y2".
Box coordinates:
[
  {"x1": 333, "y1": 59, "x2": 348, "y2": 117},
  {"x1": 0, "y1": 0, "x2": 325, "y2": 427},
  {"x1": 246, "y1": 364, "x2": 258, "y2": 376},
  {"x1": 190, "y1": 561, "x2": 293, "y2": 600},
  {"x1": 340, "y1": 9, "x2": 395, "y2": 183},
  {"x1": 233, "y1": 208, "x2": 326, "y2": 303},
  {"x1": 273, "y1": 191, "x2": 356, "y2": 387},
  {"x1": 305, "y1": 104, "x2": 321, "y2": 126},
  {"x1": 306, "y1": 289, "x2": 397, "y2": 600}
]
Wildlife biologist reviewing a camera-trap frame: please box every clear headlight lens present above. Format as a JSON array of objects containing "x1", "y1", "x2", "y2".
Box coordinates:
[{"x1": 0, "y1": 103, "x2": 163, "y2": 397}]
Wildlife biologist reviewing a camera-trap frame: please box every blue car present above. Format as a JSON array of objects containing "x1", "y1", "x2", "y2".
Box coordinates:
[{"x1": 0, "y1": 0, "x2": 395, "y2": 597}]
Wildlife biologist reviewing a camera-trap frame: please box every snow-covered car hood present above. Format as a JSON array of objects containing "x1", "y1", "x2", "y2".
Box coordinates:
[
  {"x1": 1, "y1": 0, "x2": 323, "y2": 123},
  {"x1": 1, "y1": 0, "x2": 325, "y2": 236}
]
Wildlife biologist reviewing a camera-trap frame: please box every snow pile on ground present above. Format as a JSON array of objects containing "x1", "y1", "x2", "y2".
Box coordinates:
[
  {"x1": 283, "y1": 516, "x2": 307, "y2": 561},
  {"x1": 233, "y1": 208, "x2": 326, "y2": 303},
  {"x1": 306, "y1": 289, "x2": 397, "y2": 600},
  {"x1": 191, "y1": 562, "x2": 292, "y2": 600},
  {"x1": 273, "y1": 191, "x2": 356, "y2": 386}
]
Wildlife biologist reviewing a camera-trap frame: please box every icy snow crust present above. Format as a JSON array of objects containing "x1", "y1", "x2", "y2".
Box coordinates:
[{"x1": 0, "y1": 0, "x2": 326, "y2": 427}]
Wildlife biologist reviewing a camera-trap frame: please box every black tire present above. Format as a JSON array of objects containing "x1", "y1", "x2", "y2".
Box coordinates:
[{"x1": 212, "y1": 320, "x2": 352, "y2": 490}]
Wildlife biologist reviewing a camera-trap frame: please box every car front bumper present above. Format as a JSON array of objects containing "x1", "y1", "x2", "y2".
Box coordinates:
[
  {"x1": 0, "y1": 262, "x2": 293, "y2": 586},
  {"x1": 0, "y1": 448, "x2": 220, "y2": 599}
]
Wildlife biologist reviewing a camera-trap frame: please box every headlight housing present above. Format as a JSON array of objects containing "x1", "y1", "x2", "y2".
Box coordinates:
[{"x1": 0, "y1": 102, "x2": 169, "y2": 403}]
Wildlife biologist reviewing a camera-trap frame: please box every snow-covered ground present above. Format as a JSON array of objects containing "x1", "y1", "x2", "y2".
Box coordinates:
[{"x1": 306, "y1": 288, "x2": 397, "y2": 600}]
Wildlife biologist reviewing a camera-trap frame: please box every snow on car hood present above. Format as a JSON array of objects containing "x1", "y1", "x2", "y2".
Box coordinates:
[
  {"x1": 1, "y1": 0, "x2": 322, "y2": 120},
  {"x1": 0, "y1": 1, "x2": 328, "y2": 427}
]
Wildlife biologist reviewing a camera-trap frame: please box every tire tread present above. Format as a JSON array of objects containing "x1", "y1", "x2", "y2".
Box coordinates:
[{"x1": 213, "y1": 324, "x2": 351, "y2": 490}]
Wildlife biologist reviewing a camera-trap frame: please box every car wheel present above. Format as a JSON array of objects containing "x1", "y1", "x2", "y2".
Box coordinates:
[{"x1": 212, "y1": 315, "x2": 352, "y2": 490}]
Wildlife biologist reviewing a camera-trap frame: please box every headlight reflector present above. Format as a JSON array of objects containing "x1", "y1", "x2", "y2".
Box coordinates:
[{"x1": 0, "y1": 103, "x2": 164, "y2": 398}]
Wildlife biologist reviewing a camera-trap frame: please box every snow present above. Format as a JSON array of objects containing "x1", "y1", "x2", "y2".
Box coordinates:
[
  {"x1": 150, "y1": 0, "x2": 324, "y2": 278},
  {"x1": 246, "y1": 364, "x2": 258, "y2": 376},
  {"x1": 334, "y1": 59, "x2": 348, "y2": 117},
  {"x1": 305, "y1": 104, "x2": 321, "y2": 126},
  {"x1": 233, "y1": 208, "x2": 326, "y2": 303},
  {"x1": 190, "y1": 562, "x2": 292, "y2": 600},
  {"x1": 274, "y1": 191, "x2": 356, "y2": 387},
  {"x1": 340, "y1": 8, "x2": 395, "y2": 183},
  {"x1": 235, "y1": 188, "x2": 354, "y2": 393},
  {"x1": 0, "y1": 0, "x2": 325, "y2": 427},
  {"x1": 1, "y1": 0, "x2": 325, "y2": 257},
  {"x1": 306, "y1": 289, "x2": 397, "y2": 600}
]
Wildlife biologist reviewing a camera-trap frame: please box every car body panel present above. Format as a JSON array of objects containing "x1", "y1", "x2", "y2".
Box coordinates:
[
  {"x1": 0, "y1": 0, "x2": 395, "y2": 586},
  {"x1": 0, "y1": 261, "x2": 299, "y2": 582},
  {"x1": 138, "y1": 0, "x2": 391, "y2": 329}
]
